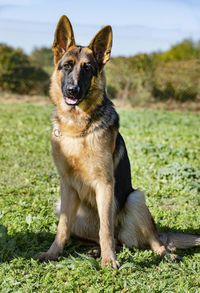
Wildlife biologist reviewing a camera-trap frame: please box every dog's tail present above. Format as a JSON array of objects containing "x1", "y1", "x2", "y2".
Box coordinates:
[{"x1": 159, "y1": 232, "x2": 200, "y2": 251}]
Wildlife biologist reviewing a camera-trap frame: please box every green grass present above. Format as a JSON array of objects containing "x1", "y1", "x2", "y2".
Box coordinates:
[{"x1": 0, "y1": 103, "x2": 200, "y2": 292}]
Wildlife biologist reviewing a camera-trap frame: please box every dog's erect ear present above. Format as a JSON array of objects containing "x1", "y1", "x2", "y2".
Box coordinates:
[
  {"x1": 89, "y1": 25, "x2": 112, "y2": 67},
  {"x1": 52, "y1": 15, "x2": 75, "y2": 64}
]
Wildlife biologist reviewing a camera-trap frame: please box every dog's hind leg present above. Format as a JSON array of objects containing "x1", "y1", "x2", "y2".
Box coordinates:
[{"x1": 117, "y1": 190, "x2": 168, "y2": 257}]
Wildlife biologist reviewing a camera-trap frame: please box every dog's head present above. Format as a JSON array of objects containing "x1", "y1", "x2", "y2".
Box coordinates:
[{"x1": 51, "y1": 15, "x2": 112, "y2": 107}]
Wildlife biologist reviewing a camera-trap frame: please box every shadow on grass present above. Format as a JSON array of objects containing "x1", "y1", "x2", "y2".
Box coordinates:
[
  {"x1": 0, "y1": 224, "x2": 89, "y2": 264},
  {"x1": 0, "y1": 224, "x2": 200, "y2": 266}
]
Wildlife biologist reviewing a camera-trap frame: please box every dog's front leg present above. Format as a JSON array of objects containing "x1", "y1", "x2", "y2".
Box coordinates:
[
  {"x1": 38, "y1": 180, "x2": 80, "y2": 261},
  {"x1": 96, "y1": 181, "x2": 120, "y2": 269}
]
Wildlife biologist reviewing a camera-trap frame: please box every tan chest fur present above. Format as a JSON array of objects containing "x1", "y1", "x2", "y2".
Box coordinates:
[{"x1": 51, "y1": 124, "x2": 115, "y2": 208}]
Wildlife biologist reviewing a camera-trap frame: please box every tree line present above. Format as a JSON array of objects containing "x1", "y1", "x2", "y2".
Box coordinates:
[{"x1": 0, "y1": 39, "x2": 200, "y2": 103}]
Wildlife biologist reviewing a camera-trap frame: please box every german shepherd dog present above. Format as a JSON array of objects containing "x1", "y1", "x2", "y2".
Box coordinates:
[{"x1": 38, "y1": 15, "x2": 200, "y2": 268}]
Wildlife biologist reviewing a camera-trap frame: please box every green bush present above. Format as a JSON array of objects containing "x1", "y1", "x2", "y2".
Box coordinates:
[
  {"x1": 30, "y1": 47, "x2": 54, "y2": 73},
  {"x1": 0, "y1": 44, "x2": 49, "y2": 95},
  {"x1": 152, "y1": 82, "x2": 197, "y2": 102},
  {"x1": 154, "y1": 39, "x2": 200, "y2": 62},
  {"x1": 159, "y1": 39, "x2": 196, "y2": 61},
  {"x1": 105, "y1": 54, "x2": 155, "y2": 105},
  {"x1": 105, "y1": 53, "x2": 200, "y2": 104},
  {"x1": 153, "y1": 60, "x2": 200, "y2": 101}
]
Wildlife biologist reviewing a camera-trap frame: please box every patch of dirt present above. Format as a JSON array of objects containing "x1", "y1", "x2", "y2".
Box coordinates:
[
  {"x1": 0, "y1": 93, "x2": 51, "y2": 105},
  {"x1": 113, "y1": 97, "x2": 200, "y2": 113},
  {"x1": 0, "y1": 93, "x2": 200, "y2": 112}
]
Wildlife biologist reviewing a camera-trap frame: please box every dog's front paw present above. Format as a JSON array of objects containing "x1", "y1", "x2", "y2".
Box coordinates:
[
  {"x1": 101, "y1": 254, "x2": 120, "y2": 269},
  {"x1": 37, "y1": 251, "x2": 59, "y2": 261}
]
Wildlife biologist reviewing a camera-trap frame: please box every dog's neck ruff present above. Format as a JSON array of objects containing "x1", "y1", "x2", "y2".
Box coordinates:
[{"x1": 53, "y1": 97, "x2": 119, "y2": 139}]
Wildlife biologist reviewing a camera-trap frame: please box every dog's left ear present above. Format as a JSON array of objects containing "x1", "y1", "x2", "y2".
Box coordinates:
[
  {"x1": 52, "y1": 15, "x2": 75, "y2": 64},
  {"x1": 89, "y1": 25, "x2": 112, "y2": 67}
]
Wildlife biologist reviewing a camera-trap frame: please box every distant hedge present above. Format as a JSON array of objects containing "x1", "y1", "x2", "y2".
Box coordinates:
[
  {"x1": 105, "y1": 39, "x2": 200, "y2": 105},
  {"x1": 0, "y1": 44, "x2": 49, "y2": 95},
  {"x1": 1, "y1": 39, "x2": 200, "y2": 104},
  {"x1": 154, "y1": 39, "x2": 200, "y2": 61}
]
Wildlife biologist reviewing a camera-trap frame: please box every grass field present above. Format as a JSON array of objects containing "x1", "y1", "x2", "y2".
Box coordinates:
[{"x1": 0, "y1": 103, "x2": 200, "y2": 292}]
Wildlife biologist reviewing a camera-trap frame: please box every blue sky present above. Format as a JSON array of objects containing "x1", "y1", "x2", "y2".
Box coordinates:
[{"x1": 0, "y1": 0, "x2": 200, "y2": 56}]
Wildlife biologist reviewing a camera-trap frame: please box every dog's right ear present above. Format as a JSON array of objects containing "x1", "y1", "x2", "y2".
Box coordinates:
[{"x1": 52, "y1": 15, "x2": 75, "y2": 64}]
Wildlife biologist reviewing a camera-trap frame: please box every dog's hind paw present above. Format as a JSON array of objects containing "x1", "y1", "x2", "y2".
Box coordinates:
[
  {"x1": 86, "y1": 246, "x2": 101, "y2": 258},
  {"x1": 37, "y1": 251, "x2": 59, "y2": 261},
  {"x1": 164, "y1": 253, "x2": 182, "y2": 262}
]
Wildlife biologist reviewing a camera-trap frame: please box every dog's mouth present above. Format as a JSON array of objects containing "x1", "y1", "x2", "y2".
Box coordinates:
[{"x1": 64, "y1": 96, "x2": 80, "y2": 105}]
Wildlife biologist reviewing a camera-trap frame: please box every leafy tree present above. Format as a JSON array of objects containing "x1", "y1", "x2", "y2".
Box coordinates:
[
  {"x1": 159, "y1": 39, "x2": 196, "y2": 61},
  {"x1": 30, "y1": 47, "x2": 54, "y2": 68},
  {"x1": 196, "y1": 41, "x2": 200, "y2": 59},
  {"x1": 0, "y1": 44, "x2": 49, "y2": 94}
]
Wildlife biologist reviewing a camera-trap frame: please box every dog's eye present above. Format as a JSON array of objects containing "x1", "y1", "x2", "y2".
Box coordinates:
[
  {"x1": 63, "y1": 61, "x2": 73, "y2": 70},
  {"x1": 83, "y1": 63, "x2": 91, "y2": 71}
]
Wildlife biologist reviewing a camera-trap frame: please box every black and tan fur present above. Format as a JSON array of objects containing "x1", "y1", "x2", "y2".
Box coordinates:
[{"x1": 38, "y1": 15, "x2": 200, "y2": 268}]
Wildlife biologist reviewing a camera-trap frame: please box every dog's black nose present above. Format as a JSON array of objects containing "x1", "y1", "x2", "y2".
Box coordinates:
[{"x1": 67, "y1": 85, "x2": 80, "y2": 97}]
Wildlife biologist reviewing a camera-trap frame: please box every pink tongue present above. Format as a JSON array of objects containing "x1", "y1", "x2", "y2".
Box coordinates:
[{"x1": 65, "y1": 97, "x2": 78, "y2": 105}]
